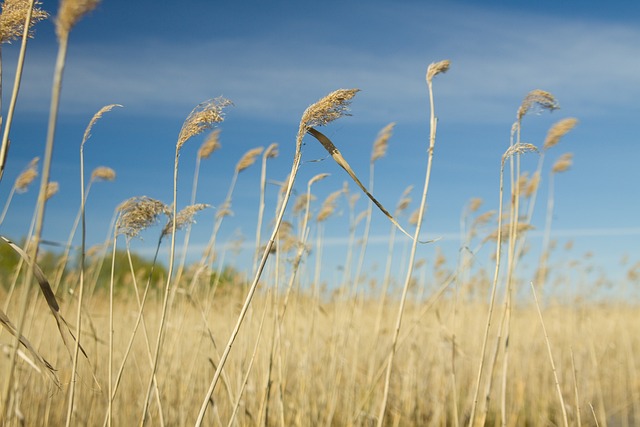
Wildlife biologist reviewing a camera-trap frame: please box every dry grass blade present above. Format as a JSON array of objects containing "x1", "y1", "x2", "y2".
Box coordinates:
[
  {"x1": 0, "y1": 309, "x2": 58, "y2": 386},
  {"x1": 544, "y1": 118, "x2": 578, "y2": 150},
  {"x1": 0, "y1": 0, "x2": 48, "y2": 43},
  {"x1": 177, "y1": 97, "x2": 232, "y2": 151},
  {"x1": 0, "y1": 235, "x2": 88, "y2": 361},
  {"x1": 307, "y1": 127, "x2": 427, "y2": 243}
]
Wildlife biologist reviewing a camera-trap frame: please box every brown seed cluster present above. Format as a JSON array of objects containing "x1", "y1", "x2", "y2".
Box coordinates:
[
  {"x1": 297, "y1": 89, "x2": 359, "y2": 143},
  {"x1": 56, "y1": 0, "x2": 99, "y2": 39},
  {"x1": 116, "y1": 196, "x2": 168, "y2": 239},
  {"x1": 543, "y1": 118, "x2": 578, "y2": 150},
  {"x1": 371, "y1": 122, "x2": 395, "y2": 163},
  {"x1": 0, "y1": 0, "x2": 48, "y2": 43},
  {"x1": 177, "y1": 97, "x2": 232, "y2": 151},
  {"x1": 426, "y1": 59, "x2": 451, "y2": 83},
  {"x1": 162, "y1": 203, "x2": 209, "y2": 237},
  {"x1": 236, "y1": 147, "x2": 264, "y2": 172},
  {"x1": 198, "y1": 129, "x2": 221, "y2": 160},
  {"x1": 91, "y1": 166, "x2": 116, "y2": 182},
  {"x1": 517, "y1": 89, "x2": 559, "y2": 121}
]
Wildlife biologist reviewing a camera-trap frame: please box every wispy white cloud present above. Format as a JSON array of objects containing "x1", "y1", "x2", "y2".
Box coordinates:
[{"x1": 8, "y1": 3, "x2": 640, "y2": 125}]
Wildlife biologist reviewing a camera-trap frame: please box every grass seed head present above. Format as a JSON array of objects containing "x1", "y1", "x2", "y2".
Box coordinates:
[
  {"x1": 56, "y1": 0, "x2": 100, "y2": 39},
  {"x1": 90, "y1": 166, "x2": 116, "y2": 182},
  {"x1": 426, "y1": 59, "x2": 451, "y2": 83},
  {"x1": 177, "y1": 97, "x2": 232, "y2": 151},
  {"x1": 45, "y1": 181, "x2": 59, "y2": 200},
  {"x1": 15, "y1": 157, "x2": 39, "y2": 192},
  {"x1": 371, "y1": 122, "x2": 395, "y2": 163},
  {"x1": 468, "y1": 197, "x2": 483, "y2": 213},
  {"x1": 162, "y1": 203, "x2": 210, "y2": 236},
  {"x1": 0, "y1": 0, "x2": 48, "y2": 43},
  {"x1": 264, "y1": 142, "x2": 279, "y2": 159},
  {"x1": 297, "y1": 89, "x2": 359, "y2": 144},
  {"x1": 543, "y1": 118, "x2": 578, "y2": 150},
  {"x1": 198, "y1": 129, "x2": 221, "y2": 159},
  {"x1": 552, "y1": 153, "x2": 573, "y2": 174},
  {"x1": 317, "y1": 189, "x2": 343, "y2": 222},
  {"x1": 116, "y1": 196, "x2": 168, "y2": 239},
  {"x1": 236, "y1": 147, "x2": 264, "y2": 172},
  {"x1": 517, "y1": 89, "x2": 559, "y2": 121},
  {"x1": 503, "y1": 142, "x2": 538, "y2": 163},
  {"x1": 82, "y1": 104, "x2": 122, "y2": 146}
]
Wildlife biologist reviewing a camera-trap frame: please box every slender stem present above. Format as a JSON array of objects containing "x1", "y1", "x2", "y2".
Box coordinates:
[
  {"x1": 0, "y1": 0, "x2": 35, "y2": 184},
  {"x1": 377, "y1": 77, "x2": 438, "y2": 427},
  {"x1": 194, "y1": 151, "x2": 301, "y2": 426}
]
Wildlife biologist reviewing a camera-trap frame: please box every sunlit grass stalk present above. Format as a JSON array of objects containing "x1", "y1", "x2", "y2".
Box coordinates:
[
  {"x1": 254, "y1": 143, "x2": 278, "y2": 272},
  {"x1": 140, "y1": 98, "x2": 229, "y2": 426},
  {"x1": 530, "y1": 281, "x2": 569, "y2": 427},
  {"x1": 195, "y1": 89, "x2": 358, "y2": 426},
  {"x1": 67, "y1": 104, "x2": 120, "y2": 425},
  {"x1": 0, "y1": 0, "x2": 47, "y2": 183},
  {"x1": 376, "y1": 60, "x2": 449, "y2": 426}
]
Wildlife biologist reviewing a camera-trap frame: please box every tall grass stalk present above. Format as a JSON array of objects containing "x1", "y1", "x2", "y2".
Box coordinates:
[
  {"x1": 530, "y1": 281, "x2": 569, "y2": 427},
  {"x1": 376, "y1": 60, "x2": 449, "y2": 426},
  {"x1": 195, "y1": 88, "x2": 358, "y2": 426},
  {"x1": 140, "y1": 98, "x2": 230, "y2": 425},
  {"x1": 66, "y1": 105, "x2": 120, "y2": 426}
]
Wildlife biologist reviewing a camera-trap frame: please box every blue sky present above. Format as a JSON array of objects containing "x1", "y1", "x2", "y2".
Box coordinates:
[{"x1": 1, "y1": 0, "x2": 639, "y2": 290}]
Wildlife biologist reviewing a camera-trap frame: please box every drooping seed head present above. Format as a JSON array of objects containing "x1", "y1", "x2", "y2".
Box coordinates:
[
  {"x1": 264, "y1": 142, "x2": 279, "y2": 159},
  {"x1": 0, "y1": 0, "x2": 48, "y2": 43},
  {"x1": 517, "y1": 89, "x2": 559, "y2": 121},
  {"x1": 524, "y1": 171, "x2": 540, "y2": 198},
  {"x1": 502, "y1": 142, "x2": 539, "y2": 164},
  {"x1": 116, "y1": 196, "x2": 168, "y2": 239},
  {"x1": 56, "y1": 0, "x2": 100, "y2": 39},
  {"x1": 90, "y1": 166, "x2": 116, "y2": 182},
  {"x1": 551, "y1": 153, "x2": 573, "y2": 174},
  {"x1": 198, "y1": 129, "x2": 221, "y2": 159},
  {"x1": 426, "y1": 59, "x2": 451, "y2": 84},
  {"x1": 309, "y1": 173, "x2": 330, "y2": 187},
  {"x1": 371, "y1": 122, "x2": 395, "y2": 163},
  {"x1": 297, "y1": 89, "x2": 359, "y2": 145},
  {"x1": 82, "y1": 104, "x2": 122, "y2": 146},
  {"x1": 543, "y1": 118, "x2": 578, "y2": 150},
  {"x1": 317, "y1": 189, "x2": 343, "y2": 222},
  {"x1": 236, "y1": 147, "x2": 263, "y2": 172},
  {"x1": 162, "y1": 203, "x2": 210, "y2": 236},
  {"x1": 177, "y1": 97, "x2": 232, "y2": 151},
  {"x1": 468, "y1": 197, "x2": 483, "y2": 213}
]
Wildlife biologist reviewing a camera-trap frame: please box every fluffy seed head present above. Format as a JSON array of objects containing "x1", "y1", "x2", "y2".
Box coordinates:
[
  {"x1": 503, "y1": 143, "x2": 538, "y2": 163},
  {"x1": 116, "y1": 196, "x2": 168, "y2": 239},
  {"x1": 309, "y1": 173, "x2": 330, "y2": 186},
  {"x1": 236, "y1": 147, "x2": 263, "y2": 172},
  {"x1": 525, "y1": 171, "x2": 540, "y2": 198},
  {"x1": 177, "y1": 97, "x2": 232, "y2": 151},
  {"x1": 56, "y1": 0, "x2": 99, "y2": 39},
  {"x1": 297, "y1": 89, "x2": 359, "y2": 143},
  {"x1": 517, "y1": 89, "x2": 559, "y2": 121},
  {"x1": 552, "y1": 153, "x2": 573, "y2": 173},
  {"x1": 91, "y1": 166, "x2": 116, "y2": 181},
  {"x1": 543, "y1": 118, "x2": 578, "y2": 150},
  {"x1": 45, "y1": 181, "x2": 59, "y2": 200},
  {"x1": 162, "y1": 203, "x2": 209, "y2": 236},
  {"x1": 317, "y1": 189, "x2": 343, "y2": 222},
  {"x1": 426, "y1": 59, "x2": 451, "y2": 83},
  {"x1": 15, "y1": 157, "x2": 39, "y2": 192},
  {"x1": 0, "y1": 0, "x2": 48, "y2": 43},
  {"x1": 371, "y1": 122, "x2": 395, "y2": 163},
  {"x1": 198, "y1": 129, "x2": 221, "y2": 159},
  {"x1": 468, "y1": 198, "x2": 483, "y2": 213},
  {"x1": 82, "y1": 104, "x2": 122, "y2": 146}
]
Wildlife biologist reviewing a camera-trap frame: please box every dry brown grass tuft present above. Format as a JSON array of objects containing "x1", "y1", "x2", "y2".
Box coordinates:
[
  {"x1": 517, "y1": 89, "x2": 559, "y2": 121},
  {"x1": 297, "y1": 89, "x2": 359, "y2": 142},
  {"x1": 44, "y1": 181, "x2": 58, "y2": 199},
  {"x1": 14, "y1": 157, "x2": 38, "y2": 192},
  {"x1": 426, "y1": 59, "x2": 451, "y2": 83},
  {"x1": 371, "y1": 122, "x2": 395, "y2": 163},
  {"x1": 162, "y1": 203, "x2": 209, "y2": 236}
]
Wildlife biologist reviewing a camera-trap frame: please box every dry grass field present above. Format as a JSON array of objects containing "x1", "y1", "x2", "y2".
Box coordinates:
[{"x1": 0, "y1": 1, "x2": 638, "y2": 426}]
